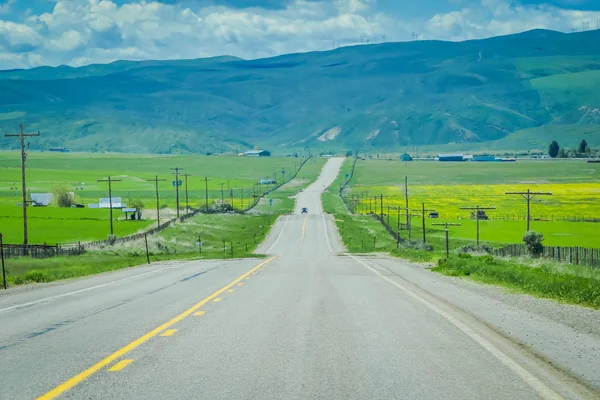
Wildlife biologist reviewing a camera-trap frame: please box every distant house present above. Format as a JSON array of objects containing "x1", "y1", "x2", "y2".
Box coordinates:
[
  {"x1": 243, "y1": 150, "x2": 271, "y2": 157},
  {"x1": 31, "y1": 193, "x2": 54, "y2": 206},
  {"x1": 400, "y1": 153, "x2": 413, "y2": 161},
  {"x1": 438, "y1": 153, "x2": 465, "y2": 162}
]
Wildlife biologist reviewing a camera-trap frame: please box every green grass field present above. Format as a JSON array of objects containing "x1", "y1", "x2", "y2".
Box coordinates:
[
  {"x1": 345, "y1": 158, "x2": 600, "y2": 249},
  {"x1": 0, "y1": 151, "x2": 306, "y2": 244}
]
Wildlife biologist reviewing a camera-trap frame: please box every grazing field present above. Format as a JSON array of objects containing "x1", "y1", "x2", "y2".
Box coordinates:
[
  {"x1": 345, "y1": 158, "x2": 600, "y2": 248},
  {"x1": 0, "y1": 151, "x2": 304, "y2": 244}
]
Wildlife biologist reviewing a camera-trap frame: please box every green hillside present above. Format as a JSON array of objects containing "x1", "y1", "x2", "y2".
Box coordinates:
[{"x1": 1, "y1": 29, "x2": 600, "y2": 154}]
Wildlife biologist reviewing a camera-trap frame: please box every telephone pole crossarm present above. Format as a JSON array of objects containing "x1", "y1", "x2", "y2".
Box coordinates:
[{"x1": 505, "y1": 190, "x2": 552, "y2": 232}]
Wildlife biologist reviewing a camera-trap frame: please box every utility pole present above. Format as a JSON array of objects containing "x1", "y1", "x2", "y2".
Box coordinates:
[
  {"x1": 97, "y1": 176, "x2": 122, "y2": 236},
  {"x1": 460, "y1": 205, "x2": 496, "y2": 246},
  {"x1": 380, "y1": 193, "x2": 384, "y2": 219},
  {"x1": 433, "y1": 222, "x2": 462, "y2": 258},
  {"x1": 411, "y1": 203, "x2": 436, "y2": 243},
  {"x1": 219, "y1": 183, "x2": 225, "y2": 208},
  {"x1": 240, "y1": 188, "x2": 244, "y2": 210},
  {"x1": 506, "y1": 190, "x2": 552, "y2": 231},
  {"x1": 5, "y1": 124, "x2": 40, "y2": 247},
  {"x1": 404, "y1": 176, "x2": 410, "y2": 232},
  {"x1": 183, "y1": 173, "x2": 191, "y2": 214},
  {"x1": 147, "y1": 175, "x2": 166, "y2": 227},
  {"x1": 204, "y1": 177, "x2": 209, "y2": 212},
  {"x1": 171, "y1": 167, "x2": 183, "y2": 218}
]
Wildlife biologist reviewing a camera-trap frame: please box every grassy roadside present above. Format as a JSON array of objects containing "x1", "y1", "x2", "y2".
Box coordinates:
[
  {"x1": 433, "y1": 255, "x2": 600, "y2": 309},
  {"x1": 3, "y1": 213, "x2": 272, "y2": 286}
]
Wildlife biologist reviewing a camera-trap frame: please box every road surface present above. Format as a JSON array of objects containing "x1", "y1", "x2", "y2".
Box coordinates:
[{"x1": 0, "y1": 158, "x2": 597, "y2": 399}]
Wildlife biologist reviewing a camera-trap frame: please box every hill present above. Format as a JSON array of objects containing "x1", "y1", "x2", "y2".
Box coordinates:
[{"x1": 1, "y1": 29, "x2": 600, "y2": 154}]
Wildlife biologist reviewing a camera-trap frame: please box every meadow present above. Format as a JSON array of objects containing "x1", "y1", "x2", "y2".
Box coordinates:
[
  {"x1": 345, "y1": 158, "x2": 600, "y2": 248},
  {"x1": 0, "y1": 151, "x2": 305, "y2": 244}
]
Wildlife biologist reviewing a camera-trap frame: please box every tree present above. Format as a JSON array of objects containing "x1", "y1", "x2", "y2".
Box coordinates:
[
  {"x1": 523, "y1": 231, "x2": 544, "y2": 258},
  {"x1": 557, "y1": 148, "x2": 567, "y2": 158},
  {"x1": 52, "y1": 184, "x2": 75, "y2": 207},
  {"x1": 579, "y1": 139, "x2": 589, "y2": 154},
  {"x1": 548, "y1": 140, "x2": 560, "y2": 158},
  {"x1": 130, "y1": 199, "x2": 144, "y2": 210}
]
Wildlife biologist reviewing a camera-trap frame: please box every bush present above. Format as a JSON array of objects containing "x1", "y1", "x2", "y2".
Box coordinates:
[
  {"x1": 523, "y1": 231, "x2": 544, "y2": 258},
  {"x1": 130, "y1": 199, "x2": 144, "y2": 210},
  {"x1": 459, "y1": 244, "x2": 493, "y2": 254},
  {"x1": 52, "y1": 184, "x2": 75, "y2": 207}
]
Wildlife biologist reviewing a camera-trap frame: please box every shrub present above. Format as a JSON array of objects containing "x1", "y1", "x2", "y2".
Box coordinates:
[
  {"x1": 459, "y1": 244, "x2": 493, "y2": 254},
  {"x1": 52, "y1": 184, "x2": 75, "y2": 207},
  {"x1": 523, "y1": 231, "x2": 544, "y2": 258}
]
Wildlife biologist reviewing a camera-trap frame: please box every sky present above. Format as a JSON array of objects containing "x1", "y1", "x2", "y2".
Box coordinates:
[{"x1": 0, "y1": 0, "x2": 599, "y2": 69}]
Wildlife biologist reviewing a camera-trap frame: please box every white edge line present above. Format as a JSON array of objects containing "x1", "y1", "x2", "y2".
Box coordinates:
[
  {"x1": 266, "y1": 215, "x2": 287, "y2": 254},
  {"x1": 322, "y1": 213, "x2": 333, "y2": 252},
  {"x1": 347, "y1": 254, "x2": 562, "y2": 400},
  {"x1": 0, "y1": 260, "x2": 198, "y2": 314}
]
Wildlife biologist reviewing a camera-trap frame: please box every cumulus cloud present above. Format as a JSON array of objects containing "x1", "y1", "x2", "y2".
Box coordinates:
[{"x1": 0, "y1": 0, "x2": 598, "y2": 69}]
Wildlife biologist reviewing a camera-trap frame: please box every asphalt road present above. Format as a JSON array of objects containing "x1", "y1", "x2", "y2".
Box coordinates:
[{"x1": 0, "y1": 158, "x2": 597, "y2": 399}]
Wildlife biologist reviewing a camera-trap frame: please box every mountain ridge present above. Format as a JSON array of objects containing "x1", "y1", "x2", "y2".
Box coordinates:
[{"x1": 1, "y1": 29, "x2": 600, "y2": 154}]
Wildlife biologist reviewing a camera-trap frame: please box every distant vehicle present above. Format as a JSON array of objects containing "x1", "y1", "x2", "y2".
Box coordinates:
[
  {"x1": 70, "y1": 204, "x2": 85, "y2": 208},
  {"x1": 301, "y1": 207, "x2": 308, "y2": 214},
  {"x1": 429, "y1": 211, "x2": 439, "y2": 218}
]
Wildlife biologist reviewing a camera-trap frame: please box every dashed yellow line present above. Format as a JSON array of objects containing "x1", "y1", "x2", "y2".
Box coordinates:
[
  {"x1": 237, "y1": 283, "x2": 244, "y2": 287},
  {"x1": 301, "y1": 215, "x2": 308, "y2": 242},
  {"x1": 213, "y1": 298, "x2": 222, "y2": 303},
  {"x1": 160, "y1": 329, "x2": 177, "y2": 337},
  {"x1": 227, "y1": 289, "x2": 234, "y2": 293},
  {"x1": 108, "y1": 360, "x2": 133, "y2": 372},
  {"x1": 193, "y1": 311, "x2": 205, "y2": 317},
  {"x1": 36, "y1": 256, "x2": 276, "y2": 400}
]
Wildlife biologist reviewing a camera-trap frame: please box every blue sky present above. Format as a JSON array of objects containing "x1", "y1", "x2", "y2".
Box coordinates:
[{"x1": 0, "y1": 0, "x2": 599, "y2": 69}]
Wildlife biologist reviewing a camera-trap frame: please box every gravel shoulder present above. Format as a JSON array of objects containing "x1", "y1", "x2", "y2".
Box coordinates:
[{"x1": 366, "y1": 255, "x2": 600, "y2": 393}]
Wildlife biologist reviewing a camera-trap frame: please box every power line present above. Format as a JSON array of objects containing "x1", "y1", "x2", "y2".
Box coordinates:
[
  {"x1": 505, "y1": 190, "x2": 552, "y2": 232},
  {"x1": 5, "y1": 124, "x2": 40, "y2": 247},
  {"x1": 97, "y1": 176, "x2": 122, "y2": 236},
  {"x1": 459, "y1": 205, "x2": 496, "y2": 246},
  {"x1": 147, "y1": 175, "x2": 166, "y2": 226}
]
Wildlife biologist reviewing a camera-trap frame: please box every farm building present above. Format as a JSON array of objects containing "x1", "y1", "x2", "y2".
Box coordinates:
[
  {"x1": 243, "y1": 150, "x2": 271, "y2": 157},
  {"x1": 438, "y1": 153, "x2": 465, "y2": 162},
  {"x1": 400, "y1": 153, "x2": 413, "y2": 161},
  {"x1": 473, "y1": 155, "x2": 496, "y2": 162}
]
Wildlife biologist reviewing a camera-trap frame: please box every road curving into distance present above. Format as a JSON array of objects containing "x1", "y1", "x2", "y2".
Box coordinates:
[{"x1": 0, "y1": 157, "x2": 598, "y2": 399}]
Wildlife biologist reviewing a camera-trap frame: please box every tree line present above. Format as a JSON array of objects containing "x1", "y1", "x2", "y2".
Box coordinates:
[{"x1": 548, "y1": 139, "x2": 595, "y2": 158}]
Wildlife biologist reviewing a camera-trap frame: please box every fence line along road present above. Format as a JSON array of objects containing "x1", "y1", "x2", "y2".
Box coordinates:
[{"x1": 2, "y1": 156, "x2": 314, "y2": 259}]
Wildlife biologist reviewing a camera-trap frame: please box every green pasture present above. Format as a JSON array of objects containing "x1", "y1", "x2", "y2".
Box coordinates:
[{"x1": 0, "y1": 151, "x2": 305, "y2": 244}]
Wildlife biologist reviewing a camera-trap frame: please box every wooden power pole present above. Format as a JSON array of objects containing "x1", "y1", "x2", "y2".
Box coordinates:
[
  {"x1": 171, "y1": 167, "x2": 183, "y2": 218},
  {"x1": 183, "y1": 173, "x2": 192, "y2": 214},
  {"x1": 460, "y1": 205, "x2": 496, "y2": 246},
  {"x1": 411, "y1": 203, "x2": 436, "y2": 243},
  {"x1": 204, "y1": 177, "x2": 209, "y2": 212},
  {"x1": 147, "y1": 176, "x2": 166, "y2": 226},
  {"x1": 505, "y1": 190, "x2": 552, "y2": 232},
  {"x1": 97, "y1": 176, "x2": 122, "y2": 236},
  {"x1": 5, "y1": 124, "x2": 40, "y2": 247},
  {"x1": 432, "y1": 222, "x2": 462, "y2": 258}
]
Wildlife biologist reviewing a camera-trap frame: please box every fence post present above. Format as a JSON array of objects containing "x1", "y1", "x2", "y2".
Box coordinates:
[
  {"x1": 230, "y1": 242, "x2": 234, "y2": 258},
  {"x1": 1, "y1": 233, "x2": 6, "y2": 289},
  {"x1": 144, "y1": 234, "x2": 150, "y2": 264},
  {"x1": 575, "y1": 247, "x2": 579, "y2": 265},
  {"x1": 223, "y1": 239, "x2": 226, "y2": 255}
]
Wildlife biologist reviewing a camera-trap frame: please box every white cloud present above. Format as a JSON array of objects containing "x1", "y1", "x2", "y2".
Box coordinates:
[{"x1": 0, "y1": 0, "x2": 599, "y2": 69}]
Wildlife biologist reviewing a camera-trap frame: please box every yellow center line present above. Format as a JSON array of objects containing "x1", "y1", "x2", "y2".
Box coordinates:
[
  {"x1": 227, "y1": 289, "x2": 234, "y2": 293},
  {"x1": 212, "y1": 297, "x2": 222, "y2": 303},
  {"x1": 193, "y1": 311, "x2": 205, "y2": 316},
  {"x1": 107, "y1": 359, "x2": 133, "y2": 372},
  {"x1": 301, "y1": 215, "x2": 308, "y2": 243},
  {"x1": 160, "y1": 329, "x2": 177, "y2": 337},
  {"x1": 37, "y1": 256, "x2": 276, "y2": 400},
  {"x1": 237, "y1": 283, "x2": 244, "y2": 286}
]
